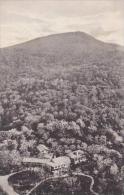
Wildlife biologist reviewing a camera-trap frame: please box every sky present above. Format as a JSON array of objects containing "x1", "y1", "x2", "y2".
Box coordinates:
[{"x1": 0, "y1": 0, "x2": 124, "y2": 48}]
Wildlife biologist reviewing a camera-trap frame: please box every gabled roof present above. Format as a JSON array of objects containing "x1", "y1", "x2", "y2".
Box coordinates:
[
  {"x1": 22, "y1": 156, "x2": 71, "y2": 168},
  {"x1": 67, "y1": 150, "x2": 85, "y2": 159},
  {"x1": 37, "y1": 144, "x2": 49, "y2": 151}
]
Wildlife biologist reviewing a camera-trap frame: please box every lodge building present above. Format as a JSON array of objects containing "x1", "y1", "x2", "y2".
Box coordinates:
[
  {"x1": 22, "y1": 156, "x2": 71, "y2": 177},
  {"x1": 22, "y1": 144, "x2": 86, "y2": 177}
]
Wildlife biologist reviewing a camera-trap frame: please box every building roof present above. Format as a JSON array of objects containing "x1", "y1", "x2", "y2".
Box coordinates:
[
  {"x1": 67, "y1": 150, "x2": 85, "y2": 159},
  {"x1": 22, "y1": 157, "x2": 54, "y2": 167},
  {"x1": 22, "y1": 156, "x2": 71, "y2": 168},
  {"x1": 51, "y1": 156, "x2": 71, "y2": 166},
  {"x1": 37, "y1": 144, "x2": 49, "y2": 152},
  {"x1": 67, "y1": 153, "x2": 76, "y2": 159},
  {"x1": 73, "y1": 150, "x2": 84, "y2": 155}
]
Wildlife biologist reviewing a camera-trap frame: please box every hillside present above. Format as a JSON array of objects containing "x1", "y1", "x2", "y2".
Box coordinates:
[
  {"x1": 0, "y1": 32, "x2": 124, "y2": 81},
  {"x1": 0, "y1": 32, "x2": 124, "y2": 195}
]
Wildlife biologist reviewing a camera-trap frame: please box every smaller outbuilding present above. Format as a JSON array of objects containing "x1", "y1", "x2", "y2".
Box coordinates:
[{"x1": 67, "y1": 150, "x2": 87, "y2": 165}]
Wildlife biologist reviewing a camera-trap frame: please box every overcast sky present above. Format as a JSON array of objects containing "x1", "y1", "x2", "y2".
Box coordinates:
[{"x1": 0, "y1": 0, "x2": 124, "y2": 48}]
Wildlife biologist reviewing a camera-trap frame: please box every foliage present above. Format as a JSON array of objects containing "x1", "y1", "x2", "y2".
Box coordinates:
[{"x1": 0, "y1": 64, "x2": 124, "y2": 195}]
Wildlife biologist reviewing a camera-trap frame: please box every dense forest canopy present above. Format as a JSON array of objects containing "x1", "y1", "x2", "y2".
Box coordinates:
[{"x1": 0, "y1": 32, "x2": 124, "y2": 195}]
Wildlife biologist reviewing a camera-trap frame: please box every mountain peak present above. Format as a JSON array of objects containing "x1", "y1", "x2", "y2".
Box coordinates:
[
  {"x1": 0, "y1": 31, "x2": 123, "y2": 75},
  {"x1": 33, "y1": 31, "x2": 96, "y2": 43},
  {"x1": 3, "y1": 31, "x2": 96, "y2": 49}
]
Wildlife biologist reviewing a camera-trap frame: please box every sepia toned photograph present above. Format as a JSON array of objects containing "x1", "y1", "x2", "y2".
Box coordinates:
[{"x1": 0, "y1": 0, "x2": 124, "y2": 195}]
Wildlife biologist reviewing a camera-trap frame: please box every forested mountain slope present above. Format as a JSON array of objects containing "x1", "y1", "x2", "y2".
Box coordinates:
[
  {"x1": 0, "y1": 32, "x2": 124, "y2": 82},
  {"x1": 0, "y1": 32, "x2": 124, "y2": 195}
]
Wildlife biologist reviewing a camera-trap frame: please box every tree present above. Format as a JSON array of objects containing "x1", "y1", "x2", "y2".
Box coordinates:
[{"x1": 110, "y1": 163, "x2": 119, "y2": 176}]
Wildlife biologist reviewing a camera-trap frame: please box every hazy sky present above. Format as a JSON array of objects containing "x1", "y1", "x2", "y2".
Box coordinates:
[{"x1": 0, "y1": 0, "x2": 124, "y2": 48}]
